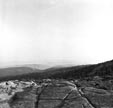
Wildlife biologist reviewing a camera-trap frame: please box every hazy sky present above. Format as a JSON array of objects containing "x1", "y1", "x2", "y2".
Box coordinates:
[{"x1": 0, "y1": 0, "x2": 113, "y2": 67}]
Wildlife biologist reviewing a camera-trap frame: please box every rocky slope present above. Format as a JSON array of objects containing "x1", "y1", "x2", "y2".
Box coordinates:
[{"x1": 0, "y1": 79, "x2": 113, "y2": 108}]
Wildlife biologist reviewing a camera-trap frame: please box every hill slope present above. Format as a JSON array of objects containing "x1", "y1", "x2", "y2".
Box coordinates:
[
  {"x1": 0, "y1": 66, "x2": 42, "y2": 77},
  {"x1": 19, "y1": 59, "x2": 113, "y2": 79},
  {"x1": 1, "y1": 59, "x2": 113, "y2": 80}
]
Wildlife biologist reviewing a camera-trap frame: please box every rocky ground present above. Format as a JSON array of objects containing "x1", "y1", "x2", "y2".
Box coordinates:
[{"x1": 0, "y1": 79, "x2": 113, "y2": 108}]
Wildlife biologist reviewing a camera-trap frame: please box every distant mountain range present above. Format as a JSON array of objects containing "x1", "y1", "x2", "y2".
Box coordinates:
[
  {"x1": 20, "y1": 64, "x2": 53, "y2": 70},
  {"x1": 0, "y1": 59, "x2": 113, "y2": 80},
  {"x1": 0, "y1": 66, "x2": 41, "y2": 77},
  {"x1": 0, "y1": 64, "x2": 67, "y2": 78}
]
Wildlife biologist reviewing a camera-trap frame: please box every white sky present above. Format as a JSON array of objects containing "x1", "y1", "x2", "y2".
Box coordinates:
[{"x1": 0, "y1": 0, "x2": 113, "y2": 67}]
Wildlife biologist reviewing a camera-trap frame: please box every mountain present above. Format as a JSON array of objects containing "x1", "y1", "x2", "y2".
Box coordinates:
[
  {"x1": 48, "y1": 59, "x2": 113, "y2": 79},
  {"x1": 1, "y1": 59, "x2": 113, "y2": 80},
  {"x1": 17, "y1": 59, "x2": 113, "y2": 80},
  {"x1": 22, "y1": 64, "x2": 52, "y2": 70},
  {"x1": 0, "y1": 64, "x2": 69, "y2": 79},
  {"x1": 0, "y1": 66, "x2": 42, "y2": 78},
  {"x1": 89, "y1": 59, "x2": 113, "y2": 77}
]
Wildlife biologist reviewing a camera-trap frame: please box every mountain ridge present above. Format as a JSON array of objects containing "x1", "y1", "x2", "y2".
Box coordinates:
[{"x1": 0, "y1": 59, "x2": 113, "y2": 80}]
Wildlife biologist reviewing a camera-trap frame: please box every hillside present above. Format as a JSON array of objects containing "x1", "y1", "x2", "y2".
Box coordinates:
[
  {"x1": 1, "y1": 59, "x2": 113, "y2": 80},
  {"x1": 11, "y1": 59, "x2": 113, "y2": 80},
  {"x1": 0, "y1": 66, "x2": 42, "y2": 78},
  {"x1": 47, "y1": 59, "x2": 113, "y2": 79}
]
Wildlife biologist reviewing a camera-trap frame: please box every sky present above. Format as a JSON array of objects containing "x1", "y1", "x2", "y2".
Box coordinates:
[{"x1": 0, "y1": 0, "x2": 113, "y2": 67}]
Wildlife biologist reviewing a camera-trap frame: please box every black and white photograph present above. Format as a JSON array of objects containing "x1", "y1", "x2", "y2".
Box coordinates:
[{"x1": 0, "y1": 0, "x2": 113, "y2": 107}]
